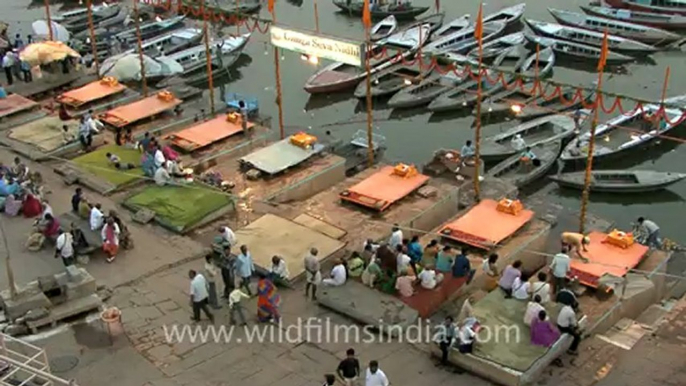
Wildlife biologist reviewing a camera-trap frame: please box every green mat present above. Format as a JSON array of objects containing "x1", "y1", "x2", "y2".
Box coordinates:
[
  {"x1": 72, "y1": 145, "x2": 144, "y2": 186},
  {"x1": 471, "y1": 290, "x2": 563, "y2": 372},
  {"x1": 124, "y1": 183, "x2": 233, "y2": 232}
]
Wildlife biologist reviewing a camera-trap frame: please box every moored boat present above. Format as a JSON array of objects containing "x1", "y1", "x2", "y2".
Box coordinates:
[
  {"x1": 332, "y1": 0, "x2": 430, "y2": 20},
  {"x1": 53, "y1": 3, "x2": 112, "y2": 23},
  {"x1": 580, "y1": 5, "x2": 686, "y2": 30},
  {"x1": 424, "y1": 21, "x2": 505, "y2": 55},
  {"x1": 467, "y1": 32, "x2": 526, "y2": 60},
  {"x1": 353, "y1": 62, "x2": 431, "y2": 98},
  {"x1": 166, "y1": 33, "x2": 251, "y2": 74},
  {"x1": 486, "y1": 140, "x2": 562, "y2": 187},
  {"x1": 388, "y1": 60, "x2": 475, "y2": 108},
  {"x1": 428, "y1": 68, "x2": 506, "y2": 112},
  {"x1": 63, "y1": 4, "x2": 121, "y2": 33},
  {"x1": 560, "y1": 104, "x2": 683, "y2": 163},
  {"x1": 519, "y1": 46, "x2": 555, "y2": 79},
  {"x1": 549, "y1": 170, "x2": 686, "y2": 193},
  {"x1": 548, "y1": 8, "x2": 681, "y2": 45},
  {"x1": 432, "y1": 15, "x2": 471, "y2": 41},
  {"x1": 124, "y1": 27, "x2": 204, "y2": 57},
  {"x1": 511, "y1": 86, "x2": 594, "y2": 120},
  {"x1": 115, "y1": 15, "x2": 186, "y2": 45},
  {"x1": 480, "y1": 114, "x2": 583, "y2": 161},
  {"x1": 525, "y1": 35, "x2": 634, "y2": 65},
  {"x1": 475, "y1": 83, "x2": 537, "y2": 116},
  {"x1": 483, "y1": 3, "x2": 526, "y2": 28},
  {"x1": 604, "y1": 0, "x2": 686, "y2": 17},
  {"x1": 371, "y1": 16, "x2": 398, "y2": 41},
  {"x1": 524, "y1": 19, "x2": 657, "y2": 55}
]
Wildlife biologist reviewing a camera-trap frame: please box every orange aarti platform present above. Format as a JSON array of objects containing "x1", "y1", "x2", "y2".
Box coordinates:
[
  {"x1": 167, "y1": 114, "x2": 254, "y2": 152},
  {"x1": 0, "y1": 94, "x2": 38, "y2": 119},
  {"x1": 99, "y1": 94, "x2": 181, "y2": 128},
  {"x1": 569, "y1": 231, "x2": 649, "y2": 288},
  {"x1": 339, "y1": 166, "x2": 429, "y2": 211},
  {"x1": 56, "y1": 79, "x2": 127, "y2": 108},
  {"x1": 440, "y1": 199, "x2": 534, "y2": 249}
]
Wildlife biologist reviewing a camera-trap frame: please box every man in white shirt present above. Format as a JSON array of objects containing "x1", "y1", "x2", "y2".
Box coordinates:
[
  {"x1": 270, "y1": 255, "x2": 290, "y2": 282},
  {"x1": 228, "y1": 284, "x2": 250, "y2": 325},
  {"x1": 557, "y1": 303, "x2": 581, "y2": 354},
  {"x1": 550, "y1": 247, "x2": 571, "y2": 294},
  {"x1": 323, "y1": 259, "x2": 347, "y2": 286},
  {"x1": 388, "y1": 225, "x2": 403, "y2": 249},
  {"x1": 304, "y1": 248, "x2": 322, "y2": 300},
  {"x1": 217, "y1": 226, "x2": 237, "y2": 247},
  {"x1": 55, "y1": 229, "x2": 75, "y2": 267},
  {"x1": 153, "y1": 146, "x2": 166, "y2": 169},
  {"x1": 3, "y1": 52, "x2": 14, "y2": 85},
  {"x1": 418, "y1": 265, "x2": 444, "y2": 290},
  {"x1": 512, "y1": 275, "x2": 531, "y2": 300},
  {"x1": 531, "y1": 272, "x2": 552, "y2": 303},
  {"x1": 511, "y1": 134, "x2": 526, "y2": 151},
  {"x1": 154, "y1": 166, "x2": 172, "y2": 186},
  {"x1": 395, "y1": 244, "x2": 411, "y2": 274},
  {"x1": 637, "y1": 217, "x2": 661, "y2": 249},
  {"x1": 365, "y1": 360, "x2": 389, "y2": 386},
  {"x1": 188, "y1": 270, "x2": 214, "y2": 322},
  {"x1": 89, "y1": 204, "x2": 104, "y2": 231},
  {"x1": 524, "y1": 295, "x2": 545, "y2": 326},
  {"x1": 458, "y1": 323, "x2": 476, "y2": 353}
]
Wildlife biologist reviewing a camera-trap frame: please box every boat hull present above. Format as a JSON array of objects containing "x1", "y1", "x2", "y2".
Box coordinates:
[
  {"x1": 549, "y1": 171, "x2": 686, "y2": 192},
  {"x1": 487, "y1": 141, "x2": 562, "y2": 187},
  {"x1": 332, "y1": 1, "x2": 430, "y2": 20},
  {"x1": 605, "y1": 0, "x2": 686, "y2": 16},
  {"x1": 580, "y1": 5, "x2": 686, "y2": 29}
]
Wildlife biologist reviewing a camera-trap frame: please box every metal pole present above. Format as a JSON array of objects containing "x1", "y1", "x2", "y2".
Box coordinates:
[
  {"x1": 133, "y1": 0, "x2": 148, "y2": 97},
  {"x1": 86, "y1": 0, "x2": 100, "y2": 77},
  {"x1": 44, "y1": 0, "x2": 54, "y2": 41},
  {"x1": 364, "y1": 30, "x2": 374, "y2": 167},
  {"x1": 473, "y1": 33, "x2": 484, "y2": 201},
  {"x1": 202, "y1": 0, "x2": 215, "y2": 114},
  {"x1": 578, "y1": 71, "x2": 604, "y2": 233},
  {"x1": 0, "y1": 219, "x2": 17, "y2": 300},
  {"x1": 272, "y1": 12, "x2": 285, "y2": 139}
]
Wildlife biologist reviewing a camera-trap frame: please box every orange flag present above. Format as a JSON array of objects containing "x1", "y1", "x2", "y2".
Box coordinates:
[
  {"x1": 474, "y1": 2, "x2": 484, "y2": 41},
  {"x1": 362, "y1": 0, "x2": 372, "y2": 29},
  {"x1": 597, "y1": 28, "x2": 609, "y2": 72},
  {"x1": 268, "y1": 0, "x2": 275, "y2": 14}
]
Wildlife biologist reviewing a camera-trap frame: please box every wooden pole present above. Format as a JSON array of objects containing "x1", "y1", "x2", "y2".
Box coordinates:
[
  {"x1": 133, "y1": 0, "x2": 148, "y2": 97},
  {"x1": 314, "y1": 0, "x2": 320, "y2": 33},
  {"x1": 364, "y1": 30, "x2": 374, "y2": 167},
  {"x1": 0, "y1": 220, "x2": 17, "y2": 299},
  {"x1": 473, "y1": 34, "x2": 484, "y2": 201},
  {"x1": 272, "y1": 11, "x2": 285, "y2": 139},
  {"x1": 44, "y1": 0, "x2": 54, "y2": 41},
  {"x1": 202, "y1": 0, "x2": 215, "y2": 114},
  {"x1": 86, "y1": 0, "x2": 100, "y2": 77}
]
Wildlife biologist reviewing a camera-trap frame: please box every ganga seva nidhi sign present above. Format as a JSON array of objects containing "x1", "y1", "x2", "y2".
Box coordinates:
[{"x1": 270, "y1": 26, "x2": 365, "y2": 67}]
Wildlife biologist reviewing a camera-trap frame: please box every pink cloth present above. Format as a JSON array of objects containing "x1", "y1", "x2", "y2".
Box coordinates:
[
  {"x1": 162, "y1": 145, "x2": 178, "y2": 161},
  {"x1": 43, "y1": 218, "x2": 60, "y2": 238},
  {"x1": 531, "y1": 318, "x2": 560, "y2": 347}
]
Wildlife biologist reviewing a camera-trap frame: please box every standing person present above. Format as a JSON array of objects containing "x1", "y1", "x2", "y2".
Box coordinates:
[
  {"x1": 557, "y1": 302, "x2": 581, "y2": 355},
  {"x1": 235, "y1": 245, "x2": 254, "y2": 296},
  {"x1": 436, "y1": 316, "x2": 457, "y2": 366},
  {"x1": 304, "y1": 247, "x2": 322, "y2": 300},
  {"x1": 550, "y1": 247, "x2": 571, "y2": 294},
  {"x1": 388, "y1": 224, "x2": 403, "y2": 249},
  {"x1": 256, "y1": 273, "x2": 281, "y2": 323},
  {"x1": 498, "y1": 260, "x2": 522, "y2": 298},
  {"x1": 55, "y1": 228, "x2": 75, "y2": 267},
  {"x1": 452, "y1": 249, "x2": 475, "y2": 284},
  {"x1": 220, "y1": 246, "x2": 235, "y2": 299},
  {"x1": 71, "y1": 188, "x2": 83, "y2": 213},
  {"x1": 337, "y1": 348, "x2": 360, "y2": 386},
  {"x1": 3, "y1": 51, "x2": 14, "y2": 85},
  {"x1": 560, "y1": 232, "x2": 590, "y2": 261},
  {"x1": 13, "y1": 34, "x2": 23, "y2": 49},
  {"x1": 20, "y1": 60, "x2": 31, "y2": 82},
  {"x1": 637, "y1": 217, "x2": 661, "y2": 249},
  {"x1": 238, "y1": 100, "x2": 249, "y2": 132},
  {"x1": 89, "y1": 203, "x2": 104, "y2": 230},
  {"x1": 204, "y1": 254, "x2": 221, "y2": 309},
  {"x1": 228, "y1": 283, "x2": 249, "y2": 326},
  {"x1": 78, "y1": 116, "x2": 95, "y2": 150},
  {"x1": 188, "y1": 270, "x2": 214, "y2": 323},
  {"x1": 101, "y1": 217, "x2": 120, "y2": 263},
  {"x1": 365, "y1": 361, "x2": 388, "y2": 386}
]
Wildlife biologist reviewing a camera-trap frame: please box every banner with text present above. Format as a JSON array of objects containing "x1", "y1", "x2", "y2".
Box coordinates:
[{"x1": 270, "y1": 26, "x2": 365, "y2": 67}]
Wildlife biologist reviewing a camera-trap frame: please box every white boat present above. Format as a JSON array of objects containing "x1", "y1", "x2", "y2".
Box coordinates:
[
  {"x1": 431, "y1": 15, "x2": 470, "y2": 41},
  {"x1": 165, "y1": 33, "x2": 251, "y2": 73},
  {"x1": 525, "y1": 35, "x2": 634, "y2": 65},
  {"x1": 371, "y1": 16, "x2": 397, "y2": 41},
  {"x1": 424, "y1": 21, "x2": 506, "y2": 55},
  {"x1": 115, "y1": 15, "x2": 186, "y2": 44},
  {"x1": 484, "y1": 3, "x2": 527, "y2": 27},
  {"x1": 123, "y1": 28, "x2": 204, "y2": 57},
  {"x1": 388, "y1": 59, "x2": 475, "y2": 108},
  {"x1": 53, "y1": 2, "x2": 112, "y2": 22},
  {"x1": 468, "y1": 32, "x2": 526, "y2": 59}
]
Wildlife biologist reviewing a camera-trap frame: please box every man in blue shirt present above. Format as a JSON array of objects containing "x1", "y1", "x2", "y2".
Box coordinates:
[
  {"x1": 407, "y1": 235, "x2": 423, "y2": 263},
  {"x1": 452, "y1": 249, "x2": 474, "y2": 284},
  {"x1": 461, "y1": 140, "x2": 475, "y2": 159},
  {"x1": 235, "y1": 245, "x2": 255, "y2": 295}
]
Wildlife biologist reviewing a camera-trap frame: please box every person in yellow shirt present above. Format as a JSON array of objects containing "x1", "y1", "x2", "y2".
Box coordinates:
[{"x1": 561, "y1": 232, "x2": 590, "y2": 261}]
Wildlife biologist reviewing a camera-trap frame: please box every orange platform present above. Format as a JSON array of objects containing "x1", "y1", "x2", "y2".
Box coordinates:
[
  {"x1": 569, "y1": 231, "x2": 649, "y2": 288},
  {"x1": 167, "y1": 114, "x2": 254, "y2": 152},
  {"x1": 440, "y1": 199, "x2": 534, "y2": 249},
  {"x1": 56, "y1": 80, "x2": 127, "y2": 108},
  {"x1": 399, "y1": 273, "x2": 467, "y2": 318},
  {"x1": 0, "y1": 94, "x2": 38, "y2": 119},
  {"x1": 99, "y1": 94, "x2": 182, "y2": 128},
  {"x1": 339, "y1": 166, "x2": 430, "y2": 211}
]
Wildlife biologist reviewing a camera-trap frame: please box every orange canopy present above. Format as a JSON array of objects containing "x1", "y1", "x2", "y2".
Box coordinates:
[
  {"x1": 0, "y1": 94, "x2": 38, "y2": 119},
  {"x1": 340, "y1": 166, "x2": 429, "y2": 212},
  {"x1": 169, "y1": 114, "x2": 254, "y2": 152},
  {"x1": 100, "y1": 93, "x2": 181, "y2": 128},
  {"x1": 56, "y1": 79, "x2": 127, "y2": 108}
]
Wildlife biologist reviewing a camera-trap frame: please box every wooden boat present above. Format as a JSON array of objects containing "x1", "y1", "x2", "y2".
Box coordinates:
[
  {"x1": 64, "y1": 4, "x2": 122, "y2": 33},
  {"x1": 483, "y1": 3, "x2": 527, "y2": 27},
  {"x1": 165, "y1": 33, "x2": 252, "y2": 74},
  {"x1": 371, "y1": 16, "x2": 397, "y2": 41},
  {"x1": 604, "y1": 0, "x2": 686, "y2": 17},
  {"x1": 525, "y1": 19, "x2": 657, "y2": 55},
  {"x1": 177, "y1": 0, "x2": 262, "y2": 17},
  {"x1": 580, "y1": 5, "x2": 686, "y2": 30},
  {"x1": 560, "y1": 104, "x2": 684, "y2": 163},
  {"x1": 72, "y1": 7, "x2": 130, "y2": 40},
  {"x1": 53, "y1": 3, "x2": 113, "y2": 23},
  {"x1": 388, "y1": 60, "x2": 475, "y2": 108},
  {"x1": 480, "y1": 114, "x2": 581, "y2": 161},
  {"x1": 378, "y1": 22, "x2": 432, "y2": 49},
  {"x1": 548, "y1": 8, "x2": 681, "y2": 45},
  {"x1": 432, "y1": 15, "x2": 471, "y2": 41},
  {"x1": 519, "y1": 46, "x2": 555, "y2": 79},
  {"x1": 525, "y1": 35, "x2": 634, "y2": 65},
  {"x1": 353, "y1": 62, "x2": 431, "y2": 98},
  {"x1": 305, "y1": 24, "x2": 430, "y2": 94},
  {"x1": 468, "y1": 32, "x2": 526, "y2": 60},
  {"x1": 428, "y1": 68, "x2": 507, "y2": 112},
  {"x1": 424, "y1": 21, "x2": 505, "y2": 55},
  {"x1": 115, "y1": 16, "x2": 187, "y2": 45},
  {"x1": 511, "y1": 86, "x2": 594, "y2": 120},
  {"x1": 549, "y1": 170, "x2": 686, "y2": 193},
  {"x1": 124, "y1": 28, "x2": 204, "y2": 57},
  {"x1": 486, "y1": 140, "x2": 562, "y2": 187},
  {"x1": 332, "y1": 0, "x2": 430, "y2": 20},
  {"x1": 475, "y1": 83, "x2": 538, "y2": 116}
]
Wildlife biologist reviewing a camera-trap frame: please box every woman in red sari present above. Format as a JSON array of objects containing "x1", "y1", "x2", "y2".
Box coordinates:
[
  {"x1": 101, "y1": 218, "x2": 120, "y2": 263},
  {"x1": 257, "y1": 273, "x2": 281, "y2": 323},
  {"x1": 22, "y1": 193, "x2": 42, "y2": 218}
]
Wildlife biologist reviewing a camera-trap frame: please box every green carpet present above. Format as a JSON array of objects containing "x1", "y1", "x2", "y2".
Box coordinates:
[
  {"x1": 72, "y1": 145, "x2": 144, "y2": 186},
  {"x1": 124, "y1": 183, "x2": 233, "y2": 231},
  {"x1": 471, "y1": 290, "x2": 563, "y2": 372}
]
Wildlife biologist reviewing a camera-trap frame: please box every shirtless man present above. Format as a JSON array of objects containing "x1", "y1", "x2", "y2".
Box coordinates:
[{"x1": 561, "y1": 232, "x2": 590, "y2": 262}]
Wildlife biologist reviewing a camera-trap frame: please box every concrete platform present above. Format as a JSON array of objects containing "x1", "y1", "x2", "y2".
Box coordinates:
[
  {"x1": 292, "y1": 214, "x2": 347, "y2": 240},
  {"x1": 233, "y1": 214, "x2": 346, "y2": 283},
  {"x1": 58, "y1": 211, "x2": 103, "y2": 255},
  {"x1": 318, "y1": 281, "x2": 419, "y2": 337}
]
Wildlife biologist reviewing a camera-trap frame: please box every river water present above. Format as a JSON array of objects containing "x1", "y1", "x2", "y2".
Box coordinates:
[{"x1": 4, "y1": 0, "x2": 686, "y2": 242}]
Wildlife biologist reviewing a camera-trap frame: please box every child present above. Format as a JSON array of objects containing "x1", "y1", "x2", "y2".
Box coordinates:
[{"x1": 106, "y1": 152, "x2": 135, "y2": 170}]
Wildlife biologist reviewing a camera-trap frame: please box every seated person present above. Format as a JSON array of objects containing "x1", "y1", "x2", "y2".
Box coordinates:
[
  {"x1": 531, "y1": 271, "x2": 552, "y2": 304},
  {"x1": 90, "y1": 203, "x2": 104, "y2": 230},
  {"x1": 556, "y1": 282, "x2": 579, "y2": 311},
  {"x1": 418, "y1": 265, "x2": 444, "y2": 290},
  {"x1": 361, "y1": 257, "x2": 382, "y2": 288},
  {"x1": 141, "y1": 152, "x2": 156, "y2": 177},
  {"x1": 512, "y1": 273, "x2": 532, "y2": 301},
  {"x1": 520, "y1": 146, "x2": 537, "y2": 162},
  {"x1": 165, "y1": 159, "x2": 186, "y2": 178},
  {"x1": 461, "y1": 140, "x2": 475, "y2": 160},
  {"x1": 435, "y1": 245, "x2": 454, "y2": 273},
  {"x1": 4, "y1": 194, "x2": 21, "y2": 216},
  {"x1": 70, "y1": 222, "x2": 90, "y2": 253},
  {"x1": 531, "y1": 310, "x2": 560, "y2": 348},
  {"x1": 395, "y1": 269, "x2": 416, "y2": 297},
  {"x1": 106, "y1": 152, "x2": 135, "y2": 170},
  {"x1": 524, "y1": 295, "x2": 545, "y2": 326},
  {"x1": 323, "y1": 259, "x2": 347, "y2": 286},
  {"x1": 27, "y1": 213, "x2": 60, "y2": 251},
  {"x1": 511, "y1": 134, "x2": 526, "y2": 150},
  {"x1": 270, "y1": 255, "x2": 290, "y2": 282},
  {"x1": 452, "y1": 249, "x2": 475, "y2": 284},
  {"x1": 162, "y1": 143, "x2": 179, "y2": 162},
  {"x1": 22, "y1": 193, "x2": 42, "y2": 218},
  {"x1": 347, "y1": 252, "x2": 365, "y2": 278},
  {"x1": 154, "y1": 166, "x2": 172, "y2": 186},
  {"x1": 78, "y1": 198, "x2": 91, "y2": 219}
]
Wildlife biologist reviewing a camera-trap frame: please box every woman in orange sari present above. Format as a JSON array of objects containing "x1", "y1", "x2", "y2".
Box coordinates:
[
  {"x1": 257, "y1": 273, "x2": 281, "y2": 323},
  {"x1": 101, "y1": 218, "x2": 120, "y2": 263}
]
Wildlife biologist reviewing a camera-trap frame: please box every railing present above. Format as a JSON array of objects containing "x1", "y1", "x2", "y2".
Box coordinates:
[{"x1": 0, "y1": 333, "x2": 76, "y2": 386}]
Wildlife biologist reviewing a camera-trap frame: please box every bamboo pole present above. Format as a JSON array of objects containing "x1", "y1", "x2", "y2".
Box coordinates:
[
  {"x1": 314, "y1": 0, "x2": 320, "y2": 33},
  {"x1": 202, "y1": 0, "x2": 215, "y2": 114},
  {"x1": 271, "y1": 11, "x2": 285, "y2": 139},
  {"x1": 0, "y1": 220, "x2": 17, "y2": 299},
  {"x1": 133, "y1": 0, "x2": 148, "y2": 97},
  {"x1": 473, "y1": 35, "x2": 484, "y2": 201},
  {"x1": 86, "y1": 0, "x2": 100, "y2": 77},
  {"x1": 364, "y1": 29, "x2": 374, "y2": 167},
  {"x1": 44, "y1": 0, "x2": 54, "y2": 41}
]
